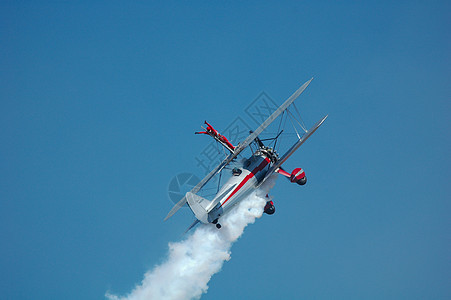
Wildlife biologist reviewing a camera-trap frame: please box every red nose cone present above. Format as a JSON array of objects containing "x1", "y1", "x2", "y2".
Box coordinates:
[{"x1": 290, "y1": 168, "x2": 305, "y2": 182}]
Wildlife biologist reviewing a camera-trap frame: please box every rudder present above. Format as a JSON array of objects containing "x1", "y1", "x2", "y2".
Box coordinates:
[{"x1": 186, "y1": 192, "x2": 211, "y2": 224}]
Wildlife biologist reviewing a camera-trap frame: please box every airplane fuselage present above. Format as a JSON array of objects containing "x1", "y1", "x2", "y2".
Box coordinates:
[{"x1": 207, "y1": 152, "x2": 272, "y2": 223}]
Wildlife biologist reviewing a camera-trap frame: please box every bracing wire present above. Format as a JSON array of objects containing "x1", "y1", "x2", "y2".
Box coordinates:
[
  {"x1": 292, "y1": 102, "x2": 308, "y2": 132},
  {"x1": 273, "y1": 110, "x2": 285, "y2": 152},
  {"x1": 287, "y1": 109, "x2": 307, "y2": 134},
  {"x1": 217, "y1": 170, "x2": 222, "y2": 193},
  {"x1": 287, "y1": 109, "x2": 301, "y2": 139}
]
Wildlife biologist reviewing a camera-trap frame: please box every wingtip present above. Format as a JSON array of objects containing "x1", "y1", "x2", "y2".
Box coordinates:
[
  {"x1": 163, "y1": 213, "x2": 172, "y2": 222},
  {"x1": 301, "y1": 77, "x2": 314, "y2": 88},
  {"x1": 317, "y1": 115, "x2": 328, "y2": 127},
  {"x1": 304, "y1": 77, "x2": 314, "y2": 84}
]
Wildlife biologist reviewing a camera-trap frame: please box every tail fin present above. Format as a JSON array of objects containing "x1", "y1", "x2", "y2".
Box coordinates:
[{"x1": 186, "y1": 192, "x2": 211, "y2": 224}]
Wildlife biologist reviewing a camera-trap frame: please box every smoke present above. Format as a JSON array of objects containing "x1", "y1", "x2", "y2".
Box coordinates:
[{"x1": 106, "y1": 176, "x2": 277, "y2": 300}]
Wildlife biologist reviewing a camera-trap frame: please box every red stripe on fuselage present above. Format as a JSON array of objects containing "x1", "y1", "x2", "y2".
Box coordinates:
[{"x1": 220, "y1": 157, "x2": 270, "y2": 207}]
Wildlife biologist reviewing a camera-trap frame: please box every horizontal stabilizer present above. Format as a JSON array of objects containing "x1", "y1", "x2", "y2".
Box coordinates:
[
  {"x1": 164, "y1": 196, "x2": 187, "y2": 221},
  {"x1": 184, "y1": 219, "x2": 200, "y2": 234}
]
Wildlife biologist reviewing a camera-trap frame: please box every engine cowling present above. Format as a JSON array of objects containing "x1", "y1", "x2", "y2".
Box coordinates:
[{"x1": 290, "y1": 168, "x2": 307, "y2": 185}]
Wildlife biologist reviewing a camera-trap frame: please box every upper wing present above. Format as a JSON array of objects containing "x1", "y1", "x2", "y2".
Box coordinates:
[
  {"x1": 164, "y1": 78, "x2": 314, "y2": 221},
  {"x1": 257, "y1": 114, "x2": 328, "y2": 187},
  {"x1": 233, "y1": 78, "x2": 313, "y2": 154}
]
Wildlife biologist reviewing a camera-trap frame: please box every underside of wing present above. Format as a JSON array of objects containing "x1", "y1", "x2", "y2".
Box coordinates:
[{"x1": 164, "y1": 195, "x2": 189, "y2": 221}]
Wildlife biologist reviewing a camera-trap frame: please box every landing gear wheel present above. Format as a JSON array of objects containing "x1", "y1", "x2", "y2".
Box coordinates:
[{"x1": 216, "y1": 223, "x2": 222, "y2": 229}]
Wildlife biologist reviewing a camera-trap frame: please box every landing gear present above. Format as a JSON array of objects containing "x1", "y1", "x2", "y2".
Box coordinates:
[
  {"x1": 264, "y1": 201, "x2": 275, "y2": 215},
  {"x1": 212, "y1": 218, "x2": 222, "y2": 229}
]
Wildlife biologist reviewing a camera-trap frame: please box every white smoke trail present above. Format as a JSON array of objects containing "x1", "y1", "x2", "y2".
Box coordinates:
[{"x1": 106, "y1": 176, "x2": 277, "y2": 300}]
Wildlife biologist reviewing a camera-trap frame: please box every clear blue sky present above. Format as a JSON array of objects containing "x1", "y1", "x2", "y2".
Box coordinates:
[{"x1": 1, "y1": 1, "x2": 450, "y2": 299}]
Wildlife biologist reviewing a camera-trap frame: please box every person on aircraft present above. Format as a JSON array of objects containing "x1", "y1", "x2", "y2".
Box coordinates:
[{"x1": 195, "y1": 121, "x2": 235, "y2": 150}]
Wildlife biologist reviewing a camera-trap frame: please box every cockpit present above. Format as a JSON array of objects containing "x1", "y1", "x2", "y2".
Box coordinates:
[{"x1": 232, "y1": 167, "x2": 242, "y2": 176}]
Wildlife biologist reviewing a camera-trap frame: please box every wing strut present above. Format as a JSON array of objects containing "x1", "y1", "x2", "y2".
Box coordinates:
[{"x1": 257, "y1": 115, "x2": 328, "y2": 187}]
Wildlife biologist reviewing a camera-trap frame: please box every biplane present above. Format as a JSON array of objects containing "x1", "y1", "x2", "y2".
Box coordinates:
[{"x1": 164, "y1": 78, "x2": 327, "y2": 232}]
